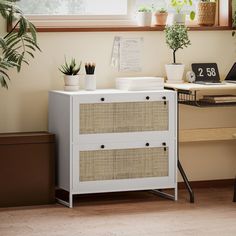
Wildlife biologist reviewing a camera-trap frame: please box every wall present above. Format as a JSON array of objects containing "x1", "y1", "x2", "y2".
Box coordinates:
[{"x1": 0, "y1": 18, "x2": 236, "y2": 181}]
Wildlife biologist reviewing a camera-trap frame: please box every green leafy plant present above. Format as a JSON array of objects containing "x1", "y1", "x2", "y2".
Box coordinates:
[
  {"x1": 164, "y1": 24, "x2": 191, "y2": 64},
  {"x1": 138, "y1": 6, "x2": 152, "y2": 12},
  {"x1": 232, "y1": 11, "x2": 236, "y2": 37},
  {"x1": 0, "y1": 0, "x2": 40, "y2": 89},
  {"x1": 157, "y1": 8, "x2": 167, "y2": 13},
  {"x1": 59, "y1": 58, "x2": 82, "y2": 76},
  {"x1": 171, "y1": 0, "x2": 195, "y2": 20}
]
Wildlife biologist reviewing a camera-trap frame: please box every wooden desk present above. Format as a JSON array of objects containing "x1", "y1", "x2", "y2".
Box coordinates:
[
  {"x1": 165, "y1": 82, "x2": 236, "y2": 92},
  {"x1": 165, "y1": 83, "x2": 236, "y2": 203}
]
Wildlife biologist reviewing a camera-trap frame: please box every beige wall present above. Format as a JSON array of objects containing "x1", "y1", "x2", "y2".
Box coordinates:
[{"x1": 1, "y1": 18, "x2": 236, "y2": 181}]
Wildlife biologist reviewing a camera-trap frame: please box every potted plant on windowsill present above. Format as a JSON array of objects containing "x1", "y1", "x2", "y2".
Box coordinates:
[
  {"x1": 59, "y1": 58, "x2": 82, "y2": 91},
  {"x1": 136, "y1": 6, "x2": 152, "y2": 26},
  {"x1": 170, "y1": 0, "x2": 195, "y2": 25},
  {"x1": 164, "y1": 24, "x2": 191, "y2": 83},
  {"x1": 198, "y1": 0, "x2": 217, "y2": 26},
  {"x1": 154, "y1": 8, "x2": 168, "y2": 26}
]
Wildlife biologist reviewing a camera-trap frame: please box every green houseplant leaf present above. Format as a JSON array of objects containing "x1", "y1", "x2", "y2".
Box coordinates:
[
  {"x1": 164, "y1": 24, "x2": 191, "y2": 64},
  {"x1": 59, "y1": 57, "x2": 82, "y2": 76},
  {"x1": 0, "y1": 0, "x2": 40, "y2": 89}
]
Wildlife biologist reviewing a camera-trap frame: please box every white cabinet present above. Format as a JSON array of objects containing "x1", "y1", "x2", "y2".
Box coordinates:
[{"x1": 49, "y1": 89, "x2": 177, "y2": 208}]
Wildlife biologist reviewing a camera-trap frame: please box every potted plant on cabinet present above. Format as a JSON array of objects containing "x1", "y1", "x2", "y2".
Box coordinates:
[
  {"x1": 164, "y1": 24, "x2": 191, "y2": 83},
  {"x1": 59, "y1": 58, "x2": 82, "y2": 91},
  {"x1": 136, "y1": 6, "x2": 152, "y2": 26},
  {"x1": 154, "y1": 8, "x2": 168, "y2": 26},
  {"x1": 170, "y1": 0, "x2": 195, "y2": 25},
  {"x1": 198, "y1": 0, "x2": 217, "y2": 26},
  {"x1": 0, "y1": 0, "x2": 40, "y2": 89}
]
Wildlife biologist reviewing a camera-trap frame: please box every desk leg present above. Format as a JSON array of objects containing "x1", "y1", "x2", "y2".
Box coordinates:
[
  {"x1": 176, "y1": 91, "x2": 194, "y2": 203},
  {"x1": 233, "y1": 178, "x2": 236, "y2": 203},
  {"x1": 178, "y1": 160, "x2": 195, "y2": 203}
]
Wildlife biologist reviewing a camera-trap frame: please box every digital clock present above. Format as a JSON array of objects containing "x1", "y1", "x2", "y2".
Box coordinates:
[{"x1": 191, "y1": 63, "x2": 220, "y2": 83}]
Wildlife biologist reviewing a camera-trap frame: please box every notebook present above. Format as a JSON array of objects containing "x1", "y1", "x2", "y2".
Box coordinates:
[{"x1": 225, "y1": 63, "x2": 236, "y2": 84}]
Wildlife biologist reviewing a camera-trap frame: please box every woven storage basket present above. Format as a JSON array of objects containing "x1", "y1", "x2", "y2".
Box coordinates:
[
  {"x1": 80, "y1": 147, "x2": 168, "y2": 182},
  {"x1": 80, "y1": 102, "x2": 168, "y2": 134},
  {"x1": 198, "y1": 2, "x2": 216, "y2": 26}
]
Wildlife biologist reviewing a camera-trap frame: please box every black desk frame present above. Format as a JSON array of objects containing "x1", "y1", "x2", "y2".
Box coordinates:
[{"x1": 166, "y1": 87, "x2": 236, "y2": 203}]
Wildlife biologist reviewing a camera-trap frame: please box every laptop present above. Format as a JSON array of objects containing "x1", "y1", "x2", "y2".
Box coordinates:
[
  {"x1": 192, "y1": 63, "x2": 223, "y2": 85},
  {"x1": 225, "y1": 63, "x2": 236, "y2": 84}
]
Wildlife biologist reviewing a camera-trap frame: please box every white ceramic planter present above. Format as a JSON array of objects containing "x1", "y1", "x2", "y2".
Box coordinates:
[
  {"x1": 64, "y1": 85, "x2": 79, "y2": 91},
  {"x1": 165, "y1": 64, "x2": 185, "y2": 83},
  {"x1": 136, "y1": 12, "x2": 152, "y2": 26},
  {"x1": 64, "y1": 75, "x2": 80, "y2": 86},
  {"x1": 85, "y1": 74, "x2": 96, "y2": 91},
  {"x1": 172, "y1": 13, "x2": 186, "y2": 25}
]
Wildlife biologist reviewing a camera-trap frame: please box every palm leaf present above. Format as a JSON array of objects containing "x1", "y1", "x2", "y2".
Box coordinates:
[
  {"x1": 0, "y1": 0, "x2": 40, "y2": 89},
  {"x1": 26, "y1": 51, "x2": 34, "y2": 58},
  {"x1": 0, "y1": 76, "x2": 9, "y2": 89},
  {"x1": 28, "y1": 22, "x2": 37, "y2": 43}
]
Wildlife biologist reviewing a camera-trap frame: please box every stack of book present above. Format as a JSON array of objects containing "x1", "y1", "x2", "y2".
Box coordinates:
[{"x1": 200, "y1": 95, "x2": 236, "y2": 104}]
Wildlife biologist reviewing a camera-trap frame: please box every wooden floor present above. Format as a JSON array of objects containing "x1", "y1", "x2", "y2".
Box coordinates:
[{"x1": 0, "y1": 187, "x2": 236, "y2": 236}]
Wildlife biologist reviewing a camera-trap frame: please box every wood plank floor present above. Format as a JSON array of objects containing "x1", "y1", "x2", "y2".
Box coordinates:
[{"x1": 0, "y1": 187, "x2": 236, "y2": 236}]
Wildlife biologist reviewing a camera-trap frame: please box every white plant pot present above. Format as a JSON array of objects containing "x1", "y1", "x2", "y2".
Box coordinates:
[
  {"x1": 165, "y1": 64, "x2": 185, "y2": 83},
  {"x1": 136, "y1": 12, "x2": 152, "y2": 26},
  {"x1": 64, "y1": 75, "x2": 79, "y2": 86},
  {"x1": 172, "y1": 13, "x2": 186, "y2": 25},
  {"x1": 85, "y1": 74, "x2": 96, "y2": 91},
  {"x1": 64, "y1": 85, "x2": 79, "y2": 91}
]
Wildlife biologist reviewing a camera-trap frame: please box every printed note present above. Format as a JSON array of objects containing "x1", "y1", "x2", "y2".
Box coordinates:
[{"x1": 111, "y1": 37, "x2": 143, "y2": 72}]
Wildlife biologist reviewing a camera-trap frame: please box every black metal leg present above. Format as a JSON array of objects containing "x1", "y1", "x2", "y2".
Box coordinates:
[
  {"x1": 176, "y1": 91, "x2": 194, "y2": 203},
  {"x1": 233, "y1": 178, "x2": 236, "y2": 202},
  {"x1": 178, "y1": 160, "x2": 194, "y2": 203}
]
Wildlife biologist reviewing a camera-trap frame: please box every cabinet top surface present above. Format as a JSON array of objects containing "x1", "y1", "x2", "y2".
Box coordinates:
[
  {"x1": 164, "y1": 83, "x2": 236, "y2": 91},
  {"x1": 50, "y1": 89, "x2": 175, "y2": 96}
]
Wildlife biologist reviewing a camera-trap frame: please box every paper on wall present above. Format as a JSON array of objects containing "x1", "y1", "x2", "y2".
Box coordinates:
[
  {"x1": 110, "y1": 37, "x2": 143, "y2": 72},
  {"x1": 110, "y1": 36, "x2": 120, "y2": 69}
]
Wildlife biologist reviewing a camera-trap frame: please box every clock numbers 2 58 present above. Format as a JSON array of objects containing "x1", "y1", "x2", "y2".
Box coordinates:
[{"x1": 198, "y1": 67, "x2": 217, "y2": 77}]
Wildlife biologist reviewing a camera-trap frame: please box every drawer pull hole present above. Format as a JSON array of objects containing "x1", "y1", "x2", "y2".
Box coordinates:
[
  {"x1": 101, "y1": 145, "x2": 105, "y2": 149},
  {"x1": 101, "y1": 98, "x2": 105, "y2": 102},
  {"x1": 162, "y1": 142, "x2": 166, "y2": 146},
  {"x1": 145, "y1": 143, "x2": 150, "y2": 147},
  {"x1": 146, "y1": 96, "x2": 150, "y2": 100}
]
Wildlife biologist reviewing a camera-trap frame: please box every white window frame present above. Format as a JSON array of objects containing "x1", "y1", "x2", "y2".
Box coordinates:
[
  {"x1": 21, "y1": 0, "x2": 137, "y2": 28},
  {"x1": 11, "y1": 0, "x2": 231, "y2": 30}
]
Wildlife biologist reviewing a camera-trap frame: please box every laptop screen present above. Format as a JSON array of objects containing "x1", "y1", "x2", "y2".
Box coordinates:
[
  {"x1": 225, "y1": 63, "x2": 236, "y2": 82},
  {"x1": 192, "y1": 63, "x2": 220, "y2": 83}
]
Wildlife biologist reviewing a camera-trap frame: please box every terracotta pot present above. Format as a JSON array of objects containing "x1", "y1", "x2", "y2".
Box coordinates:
[
  {"x1": 198, "y1": 2, "x2": 216, "y2": 26},
  {"x1": 154, "y1": 12, "x2": 168, "y2": 26}
]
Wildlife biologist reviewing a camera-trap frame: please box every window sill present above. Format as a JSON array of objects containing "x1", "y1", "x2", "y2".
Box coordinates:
[{"x1": 35, "y1": 25, "x2": 233, "y2": 32}]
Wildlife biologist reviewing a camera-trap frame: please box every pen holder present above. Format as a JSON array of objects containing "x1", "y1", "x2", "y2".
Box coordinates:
[{"x1": 85, "y1": 74, "x2": 96, "y2": 91}]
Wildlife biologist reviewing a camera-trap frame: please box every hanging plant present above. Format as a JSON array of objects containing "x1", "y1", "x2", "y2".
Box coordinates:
[{"x1": 0, "y1": 0, "x2": 40, "y2": 89}]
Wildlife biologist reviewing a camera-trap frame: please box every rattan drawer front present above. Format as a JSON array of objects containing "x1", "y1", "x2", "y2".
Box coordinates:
[
  {"x1": 80, "y1": 147, "x2": 168, "y2": 182},
  {"x1": 80, "y1": 103, "x2": 114, "y2": 134},
  {"x1": 80, "y1": 102, "x2": 168, "y2": 134},
  {"x1": 114, "y1": 102, "x2": 168, "y2": 133},
  {"x1": 80, "y1": 150, "x2": 114, "y2": 181}
]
